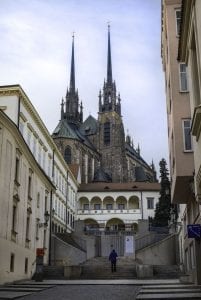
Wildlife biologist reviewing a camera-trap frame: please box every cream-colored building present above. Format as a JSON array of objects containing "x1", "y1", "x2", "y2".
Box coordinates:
[
  {"x1": 178, "y1": 0, "x2": 201, "y2": 284},
  {"x1": 0, "y1": 109, "x2": 54, "y2": 284},
  {"x1": 161, "y1": 0, "x2": 201, "y2": 284},
  {"x1": 0, "y1": 85, "x2": 78, "y2": 284},
  {"x1": 77, "y1": 182, "x2": 160, "y2": 232}
]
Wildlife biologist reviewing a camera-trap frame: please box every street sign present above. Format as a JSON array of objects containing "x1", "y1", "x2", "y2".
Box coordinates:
[{"x1": 187, "y1": 224, "x2": 201, "y2": 239}]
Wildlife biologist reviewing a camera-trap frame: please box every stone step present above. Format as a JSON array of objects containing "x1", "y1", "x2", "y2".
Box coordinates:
[{"x1": 136, "y1": 284, "x2": 201, "y2": 299}]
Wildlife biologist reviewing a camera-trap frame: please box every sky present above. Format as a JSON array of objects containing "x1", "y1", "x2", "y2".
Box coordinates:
[{"x1": 0, "y1": 0, "x2": 168, "y2": 177}]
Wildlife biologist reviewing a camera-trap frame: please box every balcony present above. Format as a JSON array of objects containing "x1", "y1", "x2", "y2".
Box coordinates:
[{"x1": 77, "y1": 208, "x2": 141, "y2": 215}]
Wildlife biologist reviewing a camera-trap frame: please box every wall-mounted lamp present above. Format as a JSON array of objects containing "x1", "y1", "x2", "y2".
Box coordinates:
[{"x1": 39, "y1": 211, "x2": 50, "y2": 227}]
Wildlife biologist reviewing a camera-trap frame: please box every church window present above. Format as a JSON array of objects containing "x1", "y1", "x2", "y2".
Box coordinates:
[
  {"x1": 104, "y1": 122, "x2": 110, "y2": 145},
  {"x1": 64, "y1": 146, "x2": 72, "y2": 164}
]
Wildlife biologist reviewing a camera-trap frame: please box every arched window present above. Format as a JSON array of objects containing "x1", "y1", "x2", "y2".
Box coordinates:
[
  {"x1": 104, "y1": 122, "x2": 110, "y2": 145},
  {"x1": 64, "y1": 146, "x2": 71, "y2": 164}
]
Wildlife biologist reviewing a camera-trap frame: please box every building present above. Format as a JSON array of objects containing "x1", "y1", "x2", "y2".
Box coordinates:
[
  {"x1": 161, "y1": 0, "x2": 198, "y2": 283},
  {"x1": 52, "y1": 27, "x2": 157, "y2": 184},
  {"x1": 0, "y1": 85, "x2": 78, "y2": 284},
  {"x1": 178, "y1": 0, "x2": 201, "y2": 284},
  {"x1": 77, "y1": 182, "x2": 160, "y2": 233}
]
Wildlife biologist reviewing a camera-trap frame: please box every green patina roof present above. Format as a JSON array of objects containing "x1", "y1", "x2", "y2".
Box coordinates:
[{"x1": 52, "y1": 119, "x2": 79, "y2": 140}]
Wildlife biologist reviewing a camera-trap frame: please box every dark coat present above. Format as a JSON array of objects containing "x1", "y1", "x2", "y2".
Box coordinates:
[{"x1": 109, "y1": 250, "x2": 118, "y2": 263}]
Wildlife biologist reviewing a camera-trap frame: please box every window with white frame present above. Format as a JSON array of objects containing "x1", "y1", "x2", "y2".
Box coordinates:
[
  {"x1": 19, "y1": 119, "x2": 24, "y2": 135},
  {"x1": 179, "y1": 63, "x2": 188, "y2": 92},
  {"x1": 182, "y1": 119, "x2": 192, "y2": 151},
  {"x1": 175, "y1": 9, "x2": 181, "y2": 36},
  {"x1": 147, "y1": 197, "x2": 154, "y2": 209}
]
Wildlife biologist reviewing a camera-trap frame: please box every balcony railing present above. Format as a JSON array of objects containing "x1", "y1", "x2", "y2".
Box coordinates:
[{"x1": 77, "y1": 208, "x2": 141, "y2": 215}]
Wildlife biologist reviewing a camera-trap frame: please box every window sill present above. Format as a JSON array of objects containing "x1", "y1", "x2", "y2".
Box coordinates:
[{"x1": 179, "y1": 90, "x2": 189, "y2": 93}]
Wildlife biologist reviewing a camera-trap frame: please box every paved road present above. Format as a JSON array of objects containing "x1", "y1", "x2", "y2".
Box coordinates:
[{"x1": 20, "y1": 284, "x2": 141, "y2": 300}]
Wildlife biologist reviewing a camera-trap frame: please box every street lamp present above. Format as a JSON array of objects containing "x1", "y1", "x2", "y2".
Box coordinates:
[{"x1": 39, "y1": 211, "x2": 50, "y2": 227}]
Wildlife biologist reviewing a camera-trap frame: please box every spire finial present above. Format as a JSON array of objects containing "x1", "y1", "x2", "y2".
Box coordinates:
[
  {"x1": 70, "y1": 32, "x2": 75, "y2": 92},
  {"x1": 107, "y1": 22, "x2": 112, "y2": 85}
]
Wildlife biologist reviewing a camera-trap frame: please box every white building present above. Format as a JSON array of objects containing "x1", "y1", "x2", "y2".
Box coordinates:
[
  {"x1": 0, "y1": 84, "x2": 78, "y2": 284},
  {"x1": 77, "y1": 182, "x2": 160, "y2": 233}
]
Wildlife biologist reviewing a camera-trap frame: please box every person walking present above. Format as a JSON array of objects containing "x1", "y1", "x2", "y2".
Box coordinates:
[{"x1": 109, "y1": 249, "x2": 118, "y2": 272}]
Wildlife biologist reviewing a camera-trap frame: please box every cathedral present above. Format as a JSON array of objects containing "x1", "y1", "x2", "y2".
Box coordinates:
[{"x1": 52, "y1": 26, "x2": 157, "y2": 184}]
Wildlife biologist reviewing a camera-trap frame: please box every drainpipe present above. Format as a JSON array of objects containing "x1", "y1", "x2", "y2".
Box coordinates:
[
  {"x1": 17, "y1": 96, "x2": 21, "y2": 129},
  {"x1": 49, "y1": 149, "x2": 55, "y2": 265},
  {"x1": 66, "y1": 170, "x2": 69, "y2": 232},
  {"x1": 140, "y1": 191, "x2": 143, "y2": 220},
  {"x1": 48, "y1": 189, "x2": 53, "y2": 265}
]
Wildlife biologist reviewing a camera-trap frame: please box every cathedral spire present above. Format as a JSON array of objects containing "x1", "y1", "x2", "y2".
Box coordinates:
[
  {"x1": 107, "y1": 24, "x2": 112, "y2": 86},
  {"x1": 70, "y1": 33, "x2": 75, "y2": 92}
]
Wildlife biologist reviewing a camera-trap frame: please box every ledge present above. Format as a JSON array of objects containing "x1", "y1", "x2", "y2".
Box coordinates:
[{"x1": 191, "y1": 105, "x2": 201, "y2": 141}]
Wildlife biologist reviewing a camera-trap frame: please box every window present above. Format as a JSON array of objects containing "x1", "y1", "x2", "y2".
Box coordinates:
[
  {"x1": 118, "y1": 204, "x2": 125, "y2": 210},
  {"x1": 106, "y1": 203, "x2": 113, "y2": 210},
  {"x1": 147, "y1": 197, "x2": 154, "y2": 209},
  {"x1": 25, "y1": 215, "x2": 30, "y2": 241},
  {"x1": 28, "y1": 175, "x2": 32, "y2": 199},
  {"x1": 182, "y1": 119, "x2": 192, "y2": 151},
  {"x1": 36, "y1": 219, "x2": 39, "y2": 240},
  {"x1": 19, "y1": 120, "x2": 24, "y2": 135},
  {"x1": 27, "y1": 129, "x2": 31, "y2": 148},
  {"x1": 83, "y1": 204, "x2": 89, "y2": 210},
  {"x1": 12, "y1": 205, "x2": 17, "y2": 233},
  {"x1": 64, "y1": 146, "x2": 72, "y2": 164},
  {"x1": 10, "y1": 253, "x2": 15, "y2": 272},
  {"x1": 33, "y1": 138, "x2": 36, "y2": 156},
  {"x1": 179, "y1": 63, "x2": 188, "y2": 91},
  {"x1": 25, "y1": 258, "x2": 28, "y2": 274},
  {"x1": 94, "y1": 203, "x2": 101, "y2": 210},
  {"x1": 37, "y1": 193, "x2": 40, "y2": 208},
  {"x1": 14, "y1": 157, "x2": 20, "y2": 183},
  {"x1": 175, "y1": 9, "x2": 181, "y2": 36},
  {"x1": 104, "y1": 122, "x2": 110, "y2": 145}
]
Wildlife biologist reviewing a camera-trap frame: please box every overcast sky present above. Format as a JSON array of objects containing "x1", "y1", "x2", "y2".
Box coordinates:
[{"x1": 0, "y1": 0, "x2": 168, "y2": 176}]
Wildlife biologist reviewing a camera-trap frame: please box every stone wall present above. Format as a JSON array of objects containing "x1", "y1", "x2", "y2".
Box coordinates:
[
  {"x1": 51, "y1": 235, "x2": 86, "y2": 266},
  {"x1": 136, "y1": 234, "x2": 176, "y2": 265}
]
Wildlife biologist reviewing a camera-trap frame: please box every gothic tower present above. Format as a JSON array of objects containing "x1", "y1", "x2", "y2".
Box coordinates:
[
  {"x1": 63, "y1": 34, "x2": 83, "y2": 125},
  {"x1": 98, "y1": 26, "x2": 128, "y2": 182}
]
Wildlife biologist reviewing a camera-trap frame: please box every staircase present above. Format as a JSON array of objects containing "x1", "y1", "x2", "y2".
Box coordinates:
[
  {"x1": 153, "y1": 265, "x2": 183, "y2": 279},
  {"x1": 43, "y1": 265, "x2": 64, "y2": 279},
  {"x1": 80, "y1": 256, "x2": 137, "y2": 279}
]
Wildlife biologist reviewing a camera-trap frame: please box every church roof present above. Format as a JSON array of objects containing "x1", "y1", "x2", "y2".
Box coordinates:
[
  {"x1": 125, "y1": 143, "x2": 152, "y2": 171},
  {"x1": 78, "y1": 182, "x2": 160, "y2": 192},
  {"x1": 93, "y1": 167, "x2": 112, "y2": 183},
  {"x1": 52, "y1": 119, "x2": 98, "y2": 152},
  {"x1": 52, "y1": 119, "x2": 79, "y2": 139},
  {"x1": 80, "y1": 115, "x2": 98, "y2": 136}
]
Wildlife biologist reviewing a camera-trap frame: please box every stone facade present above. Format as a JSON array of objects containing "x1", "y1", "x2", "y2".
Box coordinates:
[{"x1": 52, "y1": 27, "x2": 157, "y2": 184}]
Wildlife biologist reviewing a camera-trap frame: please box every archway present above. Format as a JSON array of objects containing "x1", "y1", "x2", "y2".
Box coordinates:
[
  {"x1": 129, "y1": 196, "x2": 140, "y2": 209},
  {"x1": 106, "y1": 218, "x2": 125, "y2": 232}
]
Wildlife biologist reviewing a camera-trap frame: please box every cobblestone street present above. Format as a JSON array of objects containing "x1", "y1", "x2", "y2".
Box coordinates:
[{"x1": 20, "y1": 284, "x2": 141, "y2": 300}]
